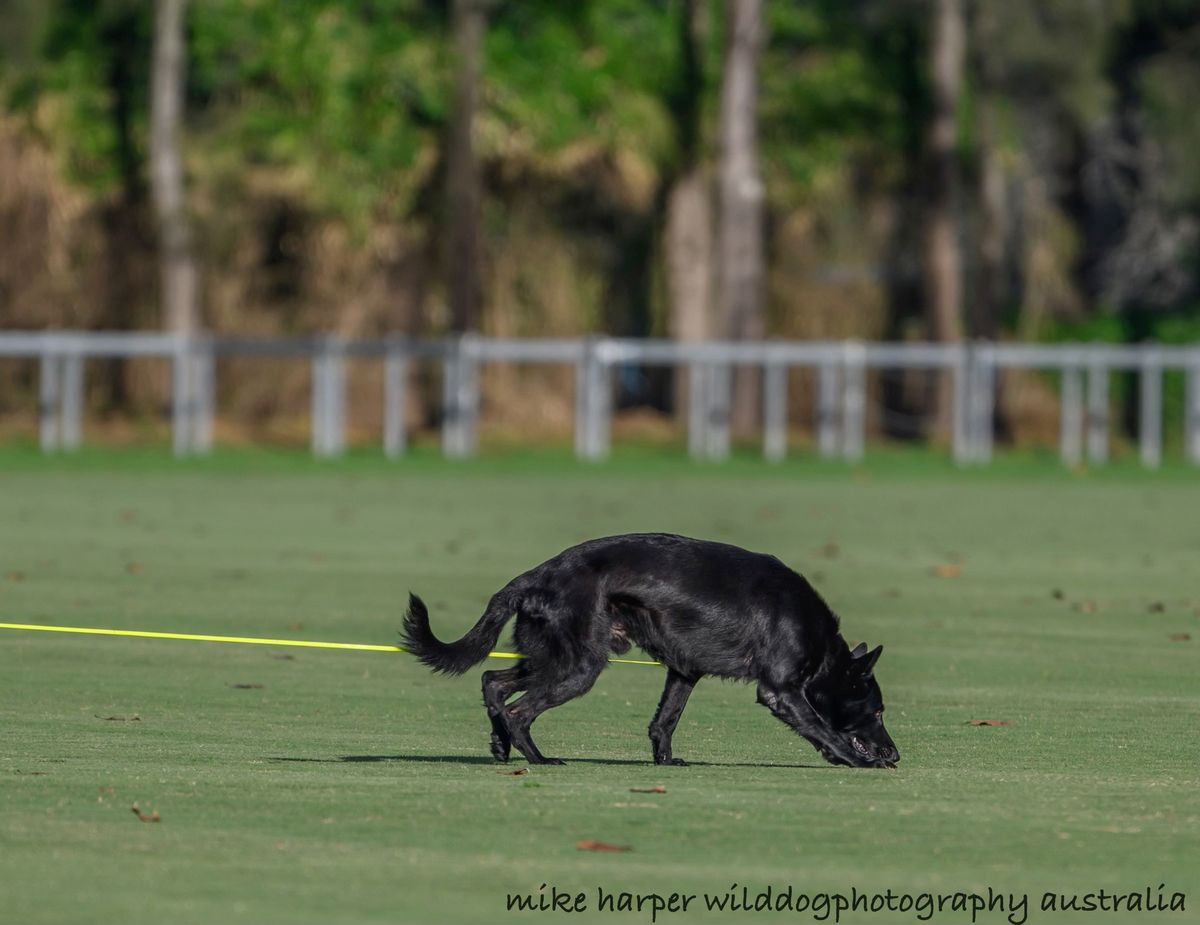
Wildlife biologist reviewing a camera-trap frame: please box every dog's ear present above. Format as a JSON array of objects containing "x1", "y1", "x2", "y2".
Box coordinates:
[
  {"x1": 854, "y1": 644, "x2": 883, "y2": 676},
  {"x1": 849, "y1": 641, "x2": 869, "y2": 659}
]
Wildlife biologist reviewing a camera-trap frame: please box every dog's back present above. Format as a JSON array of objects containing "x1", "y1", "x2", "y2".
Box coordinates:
[{"x1": 506, "y1": 533, "x2": 840, "y2": 681}]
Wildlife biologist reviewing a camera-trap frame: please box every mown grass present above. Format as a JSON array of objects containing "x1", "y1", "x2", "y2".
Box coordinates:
[{"x1": 0, "y1": 448, "x2": 1197, "y2": 924}]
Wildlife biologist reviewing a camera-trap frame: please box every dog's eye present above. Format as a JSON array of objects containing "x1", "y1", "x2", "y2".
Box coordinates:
[{"x1": 874, "y1": 710, "x2": 883, "y2": 720}]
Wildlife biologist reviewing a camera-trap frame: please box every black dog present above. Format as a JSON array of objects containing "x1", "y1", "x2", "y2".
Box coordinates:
[{"x1": 402, "y1": 533, "x2": 898, "y2": 769}]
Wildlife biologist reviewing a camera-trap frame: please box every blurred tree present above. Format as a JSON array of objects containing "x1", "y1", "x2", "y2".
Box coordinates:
[
  {"x1": 3, "y1": 0, "x2": 1198, "y2": 446},
  {"x1": 966, "y1": 0, "x2": 1006, "y2": 341},
  {"x1": 664, "y1": 0, "x2": 712, "y2": 409},
  {"x1": 3, "y1": 0, "x2": 157, "y2": 407},
  {"x1": 150, "y1": 0, "x2": 197, "y2": 334},
  {"x1": 717, "y1": 0, "x2": 765, "y2": 437},
  {"x1": 445, "y1": 0, "x2": 487, "y2": 334},
  {"x1": 921, "y1": 0, "x2": 965, "y2": 439}
]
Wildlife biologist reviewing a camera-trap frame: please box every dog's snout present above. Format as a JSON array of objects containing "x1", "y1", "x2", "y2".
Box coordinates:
[{"x1": 877, "y1": 744, "x2": 899, "y2": 766}]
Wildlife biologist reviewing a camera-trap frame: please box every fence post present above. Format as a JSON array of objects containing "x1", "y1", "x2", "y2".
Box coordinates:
[
  {"x1": 704, "y1": 361, "x2": 731, "y2": 461},
  {"x1": 1060, "y1": 359, "x2": 1083, "y2": 467},
  {"x1": 952, "y1": 344, "x2": 971, "y2": 464},
  {"x1": 59, "y1": 341, "x2": 84, "y2": 452},
  {"x1": 840, "y1": 342, "x2": 866, "y2": 461},
  {"x1": 686, "y1": 360, "x2": 707, "y2": 460},
  {"x1": 1187, "y1": 352, "x2": 1200, "y2": 466},
  {"x1": 190, "y1": 337, "x2": 215, "y2": 454},
  {"x1": 975, "y1": 345, "x2": 995, "y2": 463},
  {"x1": 39, "y1": 345, "x2": 62, "y2": 453},
  {"x1": 1138, "y1": 346, "x2": 1162, "y2": 469},
  {"x1": 458, "y1": 334, "x2": 479, "y2": 457},
  {"x1": 383, "y1": 336, "x2": 408, "y2": 459},
  {"x1": 311, "y1": 340, "x2": 327, "y2": 457},
  {"x1": 762, "y1": 358, "x2": 787, "y2": 463},
  {"x1": 816, "y1": 354, "x2": 840, "y2": 458},
  {"x1": 171, "y1": 336, "x2": 192, "y2": 457},
  {"x1": 579, "y1": 339, "x2": 613, "y2": 461},
  {"x1": 442, "y1": 335, "x2": 480, "y2": 459},
  {"x1": 442, "y1": 337, "x2": 461, "y2": 458},
  {"x1": 311, "y1": 336, "x2": 346, "y2": 458},
  {"x1": 1086, "y1": 356, "x2": 1108, "y2": 464},
  {"x1": 573, "y1": 339, "x2": 591, "y2": 459},
  {"x1": 332, "y1": 338, "x2": 348, "y2": 456}
]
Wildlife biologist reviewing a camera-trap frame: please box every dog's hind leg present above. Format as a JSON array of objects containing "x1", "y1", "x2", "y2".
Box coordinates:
[
  {"x1": 503, "y1": 656, "x2": 605, "y2": 765},
  {"x1": 482, "y1": 667, "x2": 523, "y2": 762},
  {"x1": 648, "y1": 669, "x2": 697, "y2": 766}
]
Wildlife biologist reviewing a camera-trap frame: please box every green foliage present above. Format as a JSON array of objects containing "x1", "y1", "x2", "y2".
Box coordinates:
[
  {"x1": 6, "y1": 0, "x2": 152, "y2": 192},
  {"x1": 2, "y1": 0, "x2": 1198, "y2": 334},
  {"x1": 188, "y1": 0, "x2": 449, "y2": 220},
  {"x1": 484, "y1": 1, "x2": 678, "y2": 166},
  {"x1": 760, "y1": 0, "x2": 918, "y2": 198}
]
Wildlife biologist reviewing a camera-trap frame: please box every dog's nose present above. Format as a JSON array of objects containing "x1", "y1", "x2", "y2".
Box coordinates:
[{"x1": 880, "y1": 745, "x2": 899, "y2": 764}]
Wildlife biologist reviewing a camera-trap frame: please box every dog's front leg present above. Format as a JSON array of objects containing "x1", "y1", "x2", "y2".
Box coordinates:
[
  {"x1": 649, "y1": 669, "x2": 697, "y2": 765},
  {"x1": 755, "y1": 684, "x2": 850, "y2": 766}
]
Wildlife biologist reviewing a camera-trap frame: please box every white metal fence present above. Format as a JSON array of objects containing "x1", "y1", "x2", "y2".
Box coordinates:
[{"x1": 2, "y1": 331, "x2": 1199, "y2": 467}]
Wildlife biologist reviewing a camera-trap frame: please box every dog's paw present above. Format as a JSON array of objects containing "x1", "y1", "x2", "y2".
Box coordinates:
[
  {"x1": 490, "y1": 736, "x2": 511, "y2": 762},
  {"x1": 654, "y1": 756, "x2": 688, "y2": 766},
  {"x1": 534, "y1": 757, "x2": 566, "y2": 766}
]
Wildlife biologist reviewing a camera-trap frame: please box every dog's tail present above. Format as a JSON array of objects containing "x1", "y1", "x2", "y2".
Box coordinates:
[{"x1": 400, "y1": 591, "x2": 518, "y2": 675}]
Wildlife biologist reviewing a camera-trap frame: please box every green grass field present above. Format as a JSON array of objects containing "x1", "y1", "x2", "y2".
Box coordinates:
[{"x1": 1, "y1": 447, "x2": 1197, "y2": 924}]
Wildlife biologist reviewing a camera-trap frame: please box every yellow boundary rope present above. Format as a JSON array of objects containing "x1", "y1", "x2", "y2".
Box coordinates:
[{"x1": 0, "y1": 621, "x2": 662, "y2": 666}]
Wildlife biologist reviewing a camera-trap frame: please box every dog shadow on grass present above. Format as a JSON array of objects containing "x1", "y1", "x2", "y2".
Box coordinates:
[{"x1": 268, "y1": 754, "x2": 830, "y2": 770}]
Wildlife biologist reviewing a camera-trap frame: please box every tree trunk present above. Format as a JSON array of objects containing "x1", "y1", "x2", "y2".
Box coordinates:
[
  {"x1": 666, "y1": 169, "x2": 713, "y2": 341},
  {"x1": 968, "y1": 0, "x2": 1005, "y2": 341},
  {"x1": 666, "y1": 0, "x2": 712, "y2": 418},
  {"x1": 445, "y1": 0, "x2": 486, "y2": 334},
  {"x1": 150, "y1": 0, "x2": 197, "y2": 334},
  {"x1": 716, "y1": 0, "x2": 765, "y2": 439},
  {"x1": 973, "y1": 97, "x2": 1005, "y2": 340},
  {"x1": 921, "y1": 0, "x2": 965, "y2": 439}
]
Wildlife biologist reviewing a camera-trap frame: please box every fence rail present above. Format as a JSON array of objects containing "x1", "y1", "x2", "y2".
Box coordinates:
[{"x1": 4, "y1": 331, "x2": 1200, "y2": 467}]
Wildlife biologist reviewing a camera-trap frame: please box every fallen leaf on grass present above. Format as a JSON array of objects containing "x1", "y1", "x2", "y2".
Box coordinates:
[
  {"x1": 498, "y1": 768, "x2": 529, "y2": 776},
  {"x1": 576, "y1": 840, "x2": 631, "y2": 853},
  {"x1": 968, "y1": 720, "x2": 1011, "y2": 727},
  {"x1": 1072, "y1": 600, "x2": 1097, "y2": 614},
  {"x1": 1169, "y1": 633, "x2": 1191, "y2": 642},
  {"x1": 96, "y1": 714, "x2": 140, "y2": 722},
  {"x1": 931, "y1": 564, "x2": 962, "y2": 579},
  {"x1": 6, "y1": 571, "x2": 25, "y2": 582},
  {"x1": 126, "y1": 561, "x2": 143, "y2": 574},
  {"x1": 814, "y1": 540, "x2": 840, "y2": 559},
  {"x1": 629, "y1": 786, "x2": 666, "y2": 794},
  {"x1": 131, "y1": 804, "x2": 160, "y2": 823},
  {"x1": 286, "y1": 622, "x2": 305, "y2": 632},
  {"x1": 228, "y1": 683, "x2": 263, "y2": 689}
]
